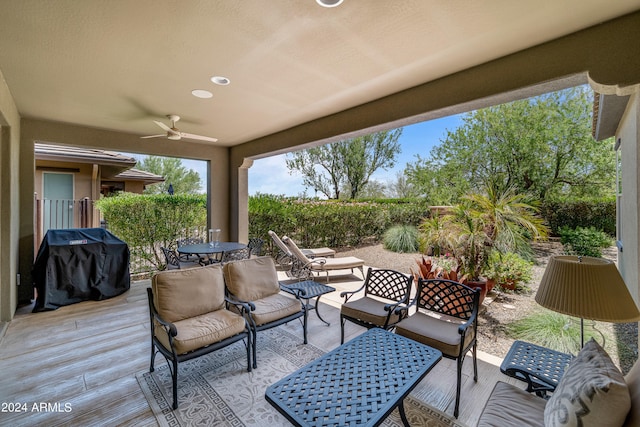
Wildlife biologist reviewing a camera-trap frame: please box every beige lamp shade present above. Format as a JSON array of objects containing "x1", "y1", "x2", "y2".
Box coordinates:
[{"x1": 535, "y1": 255, "x2": 640, "y2": 323}]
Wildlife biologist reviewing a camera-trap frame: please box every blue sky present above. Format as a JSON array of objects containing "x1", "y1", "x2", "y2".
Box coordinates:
[
  {"x1": 127, "y1": 114, "x2": 465, "y2": 195},
  {"x1": 248, "y1": 114, "x2": 464, "y2": 196}
]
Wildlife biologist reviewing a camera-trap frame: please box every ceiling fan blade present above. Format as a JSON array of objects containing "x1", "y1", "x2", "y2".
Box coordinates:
[
  {"x1": 153, "y1": 120, "x2": 173, "y2": 133},
  {"x1": 140, "y1": 134, "x2": 165, "y2": 139},
  {"x1": 179, "y1": 132, "x2": 218, "y2": 143}
]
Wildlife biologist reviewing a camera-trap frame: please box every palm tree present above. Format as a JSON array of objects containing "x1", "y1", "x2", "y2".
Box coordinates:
[
  {"x1": 464, "y1": 185, "x2": 548, "y2": 257},
  {"x1": 419, "y1": 184, "x2": 549, "y2": 282}
]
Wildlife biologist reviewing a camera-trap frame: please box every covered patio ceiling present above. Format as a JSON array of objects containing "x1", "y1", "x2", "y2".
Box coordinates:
[{"x1": 1, "y1": 0, "x2": 639, "y2": 150}]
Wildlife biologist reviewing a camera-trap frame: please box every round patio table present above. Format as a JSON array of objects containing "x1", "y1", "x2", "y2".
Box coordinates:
[{"x1": 177, "y1": 242, "x2": 247, "y2": 264}]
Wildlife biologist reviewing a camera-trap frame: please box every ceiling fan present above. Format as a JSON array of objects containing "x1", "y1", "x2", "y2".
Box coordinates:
[{"x1": 141, "y1": 114, "x2": 218, "y2": 143}]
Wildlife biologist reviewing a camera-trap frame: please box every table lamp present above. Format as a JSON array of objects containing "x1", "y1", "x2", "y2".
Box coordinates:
[{"x1": 535, "y1": 255, "x2": 640, "y2": 348}]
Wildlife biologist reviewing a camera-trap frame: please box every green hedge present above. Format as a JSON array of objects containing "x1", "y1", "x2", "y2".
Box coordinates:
[
  {"x1": 540, "y1": 198, "x2": 616, "y2": 236},
  {"x1": 95, "y1": 193, "x2": 207, "y2": 271},
  {"x1": 249, "y1": 195, "x2": 430, "y2": 255}
]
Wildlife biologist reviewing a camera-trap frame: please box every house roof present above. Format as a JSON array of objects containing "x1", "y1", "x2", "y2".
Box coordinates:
[
  {"x1": 2, "y1": 1, "x2": 639, "y2": 150},
  {"x1": 35, "y1": 143, "x2": 137, "y2": 166},
  {"x1": 34, "y1": 143, "x2": 163, "y2": 182},
  {"x1": 592, "y1": 93, "x2": 631, "y2": 142},
  {"x1": 112, "y1": 168, "x2": 165, "y2": 185}
]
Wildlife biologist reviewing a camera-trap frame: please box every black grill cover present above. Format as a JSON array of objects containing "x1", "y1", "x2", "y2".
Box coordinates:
[{"x1": 33, "y1": 228, "x2": 130, "y2": 312}]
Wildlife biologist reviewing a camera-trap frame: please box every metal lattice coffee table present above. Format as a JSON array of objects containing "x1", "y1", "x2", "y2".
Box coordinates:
[{"x1": 265, "y1": 328, "x2": 442, "y2": 427}]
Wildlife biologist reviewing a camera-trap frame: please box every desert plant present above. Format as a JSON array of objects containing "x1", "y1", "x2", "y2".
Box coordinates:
[
  {"x1": 383, "y1": 224, "x2": 419, "y2": 253},
  {"x1": 411, "y1": 255, "x2": 459, "y2": 282},
  {"x1": 419, "y1": 185, "x2": 548, "y2": 282},
  {"x1": 559, "y1": 226, "x2": 613, "y2": 258},
  {"x1": 507, "y1": 309, "x2": 608, "y2": 355},
  {"x1": 485, "y1": 251, "x2": 534, "y2": 291},
  {"x1": 418, "y1": 212, "x2": 453, "y2": 256}
]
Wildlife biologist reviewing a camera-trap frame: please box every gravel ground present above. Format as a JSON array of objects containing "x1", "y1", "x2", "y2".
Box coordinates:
[{"x1": 340, "y1": 242, "x2": 639, "y2": 373}]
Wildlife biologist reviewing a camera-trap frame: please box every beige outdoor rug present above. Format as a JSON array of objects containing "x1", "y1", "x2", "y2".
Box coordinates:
[{"x1": 137, "y1": 328, "x2": 466, "y2": 427}]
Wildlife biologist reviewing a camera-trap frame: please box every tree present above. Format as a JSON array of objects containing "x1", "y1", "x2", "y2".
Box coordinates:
[
  {"x1": 286, "y1": 129, "x2": 402, "y2": 199},
  {"x1": 136, "y1": 156, "x2": 202, "y2": 195},
  {"x1": 405, "y1": 86, "x2": 616, "y2": 203}
]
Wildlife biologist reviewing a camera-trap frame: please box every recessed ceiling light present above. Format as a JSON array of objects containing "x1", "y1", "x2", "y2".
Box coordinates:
[
  {"x1": 191, "y1": 89, "x2": 213, "y2": 99},
  {"x1": 211, "y1": 76, "x2": 230, "y2": 86},
  {"x1": 316, "y1": 0, "x2": 344, "y2": 7}
]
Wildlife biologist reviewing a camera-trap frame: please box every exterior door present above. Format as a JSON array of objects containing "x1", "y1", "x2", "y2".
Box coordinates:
[{"x1": 43, "y1": 172, "x2": 74, "y2": 233}]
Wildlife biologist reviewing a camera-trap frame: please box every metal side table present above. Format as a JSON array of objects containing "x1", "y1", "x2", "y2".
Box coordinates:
[
  {"x1": 280, "y1": 280, "x2": 335, "y2": 325},
  {"x1": 500, "y1": 340, "x2": 574, "y2": 397}
]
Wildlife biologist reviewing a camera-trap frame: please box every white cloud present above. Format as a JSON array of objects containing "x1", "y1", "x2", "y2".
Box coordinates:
[{"x1": 249, "y1": 154, "x2": 312, "y2": 196}]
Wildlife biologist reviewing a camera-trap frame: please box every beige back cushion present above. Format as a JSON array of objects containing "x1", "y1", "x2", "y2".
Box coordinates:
[
  {"x1": 223, "y1": 256, "x2": 280, "y2": 301},
  {"x1": 152, "y1": 265, "x2": 226, "y2": 323},
  {"x1": 282, "y1": 236, "x2": 312, "y2": 264}
]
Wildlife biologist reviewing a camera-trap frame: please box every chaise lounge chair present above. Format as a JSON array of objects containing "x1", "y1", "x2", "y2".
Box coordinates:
[
  {"x1": 268, "y1": 230, "x2": 335, "y2": 265},
  {"x1": 282, "y1": 235, "x2": 365, "y2": 283}
]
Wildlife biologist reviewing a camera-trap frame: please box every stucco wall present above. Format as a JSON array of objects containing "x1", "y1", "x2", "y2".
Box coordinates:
[
  {"x1": 619, "y1": 92, "x2": 640, "y2": 304},
  {"x1": 34, "y1": 160, "x2": 94, "y2": 199},
  {"x1": 0, "y1": 68, "x2": 21, "y2": 322}
]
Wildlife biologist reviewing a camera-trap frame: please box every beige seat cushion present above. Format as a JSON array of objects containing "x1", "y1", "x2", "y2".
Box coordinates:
[
  {"x1": 152, "y1": 264, "x2": 226, "y2": 322},
  {"x1": 544, "y1": 338, "x2": 631, "y2": 427},
  {"x1": 315, "y1": 256, "x2": 364, "y2": 271},
  {"x1": 341, "y1": 297, "x2": 401, "y2": 327},
  {"x1": 223, "y1": 256, "x2": 280, "y2": 301},
  {"x1": 249, "y1": 293, "x2": 302, "y2": 326},
  {"x1": 394, "y1": 311, "x2": 474, "y2": 358},
  {"x1": 477, "y1": 381, "x2": 546, "y2": 427},
  {"x1": 302, "y1": 247, "x2": 335, "y2": 258},
  {"x1": 155, "y1": 309, "x2": 247, "y2": 355}
]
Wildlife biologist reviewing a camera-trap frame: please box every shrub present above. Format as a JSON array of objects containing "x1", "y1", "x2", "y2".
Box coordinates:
[
  {"x1": 559, "y1": 226, "x2": 613, "y2": 257},
  {"x1": 541, "y1": 198, "x2": 615, "y2": 236},
  {"x1": 248, "y1": 195, "x2": 430, "y2": 255},
  {"x1": 95, "y1": 192, "x2": 207, "y2": 271},
  {"x1": 485, "y1": 251, "x2": 533, "y2": 291},
  {"x1": 383, "y1": 225, "x2": 419, "y2": 253},
  {"x1": 507, "y1": 310, "x2": 608, "y2": 355}
]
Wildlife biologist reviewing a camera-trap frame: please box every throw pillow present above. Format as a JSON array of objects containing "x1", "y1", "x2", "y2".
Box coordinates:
[{"x1": 544, "y1": 338, "x2": 631, "y2": 427}]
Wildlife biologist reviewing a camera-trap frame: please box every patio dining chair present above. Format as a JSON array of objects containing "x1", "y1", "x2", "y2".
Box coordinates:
[
  {"x1": 220, "y1": 247, "x2": 252, "y2": 264},
  {"x1": 247, "y1": 237, "x2": 264, "y2": 257},
  {"x1": 339, "y1": 268, "x2": 412, "y2": 344},
  {"x1": 282, "y1": 235, "x2": 364, "y2": 283},
  {"x1": 176, "y1": 236, "x2": 204, "y2": 262},
  {"x1": 161, "y1": 246, "x2": 203, "y2": 270},
  {"x1": 394, "y1": 278, "x2": 480, "y2": 418}
]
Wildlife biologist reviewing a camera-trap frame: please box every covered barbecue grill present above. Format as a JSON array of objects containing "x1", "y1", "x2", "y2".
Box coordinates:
[{"x1": 33, "y1": 228, "x2": 130, "y2": 312}]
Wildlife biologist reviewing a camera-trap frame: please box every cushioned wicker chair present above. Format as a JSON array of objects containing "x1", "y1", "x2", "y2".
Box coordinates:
[
  {"x1": 394, "y1": 278, "x2": 480, "y2": 418},
  {"x1": 147, "y1": 265, "x2": 251, "y2": 409},
  {"x1": 223, "y1": 256, "x2": 306, "y2": 368},
  {"x1": 283, "y1": 235, "x2": 364, "y2": 283},
  {"x1": 339, "y1": 268, "x2": 412, "y2": 344}
]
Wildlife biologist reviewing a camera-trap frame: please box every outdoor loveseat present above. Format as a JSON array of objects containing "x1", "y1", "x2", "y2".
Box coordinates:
[{"x1": 477, "y1": 339, "x2": 640, "y2": 426}]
